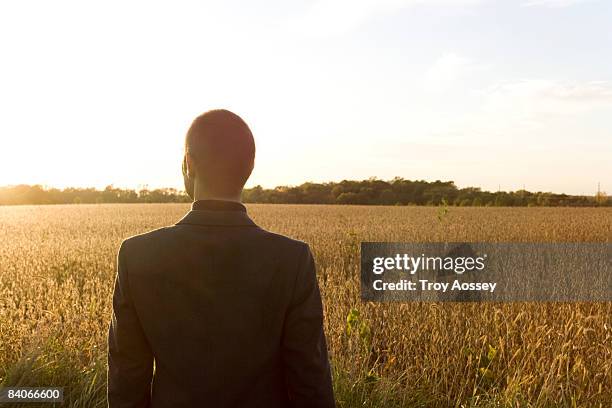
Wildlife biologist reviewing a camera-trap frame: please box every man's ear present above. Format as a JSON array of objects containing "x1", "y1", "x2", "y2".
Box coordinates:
[{"x1": 183, "y1": 153, "x2": 196, "y2": 177}]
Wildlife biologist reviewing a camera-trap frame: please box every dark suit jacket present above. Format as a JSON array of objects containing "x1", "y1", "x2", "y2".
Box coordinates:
[{"x1": 108, "y1": 200, "x2": 335, "y2": 408}]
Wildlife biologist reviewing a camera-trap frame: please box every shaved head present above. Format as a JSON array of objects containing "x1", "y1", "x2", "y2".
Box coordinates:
[{"x1": 183, "y1": 109, "x2": 255, "y2": 198}]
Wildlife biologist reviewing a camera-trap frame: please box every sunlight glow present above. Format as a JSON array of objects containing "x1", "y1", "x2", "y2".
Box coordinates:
[{"x1": 0, "y1": 0, "x2": 610, "y2": 195}]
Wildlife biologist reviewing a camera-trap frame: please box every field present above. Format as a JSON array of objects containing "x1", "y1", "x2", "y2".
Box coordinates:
[{"x1": 0, "y1": 204, "x2": 610, "y2": 407}]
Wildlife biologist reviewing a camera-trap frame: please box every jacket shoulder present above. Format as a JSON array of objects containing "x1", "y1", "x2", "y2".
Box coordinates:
[
  {"x1": 256, "y1": 229, "x2": 310, "y2": 254},
  {"x1": 119, "y1": 226, "x2": 176, "y2": 254}
]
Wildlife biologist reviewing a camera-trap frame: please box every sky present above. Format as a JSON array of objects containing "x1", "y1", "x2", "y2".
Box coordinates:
[{"x1": 0, "y1": 0, "x2": 610, "y2": 195}]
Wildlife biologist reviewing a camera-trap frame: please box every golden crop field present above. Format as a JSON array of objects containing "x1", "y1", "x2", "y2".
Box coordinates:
[{"x1": 0, "y1": 204, "x2": 610, "y2": 407}]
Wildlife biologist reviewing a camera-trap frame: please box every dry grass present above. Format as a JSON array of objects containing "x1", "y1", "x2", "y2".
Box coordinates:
[{"x1": 0, "y1": 204, "x2": 610, "y2": 407}]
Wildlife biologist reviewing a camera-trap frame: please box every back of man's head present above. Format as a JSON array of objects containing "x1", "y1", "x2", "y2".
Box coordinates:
[{"x1": 184, "y1": 109, "x2": 255, "y2": 197}]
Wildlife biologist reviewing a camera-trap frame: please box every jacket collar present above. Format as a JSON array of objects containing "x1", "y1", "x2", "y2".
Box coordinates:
[
  {"x1": 176, "y1": 200, "x2": 257, "y2": 227},
  {"x1": 191, "y1": 199, "x2": 246, "y2": 212}
]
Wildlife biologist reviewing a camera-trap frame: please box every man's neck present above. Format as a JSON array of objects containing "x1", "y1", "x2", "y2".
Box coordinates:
[
  {"x1": 193, "y1": 185, "x2": 242, "y2": 203},
  {"x1": 193, "y1": 196, "x2": 241, "y2": 203}
]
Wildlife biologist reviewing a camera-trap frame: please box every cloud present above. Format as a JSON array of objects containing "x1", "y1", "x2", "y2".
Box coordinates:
[
  {"x1": 290, "y1": 0, "x2": 484, "y2": 37},
  {"x1": 418, "y1": 79, "x2": 612, "y2": 142},
  {"x1": 521, "y1": 0, "x2": 592, "y2": 8},
  {"x1": 481, "y1": 80, "x2": 612, "y2": 116}
]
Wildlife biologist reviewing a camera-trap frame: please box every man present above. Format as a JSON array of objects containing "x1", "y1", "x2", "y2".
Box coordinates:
[{"x1": 108, "y1": 109, "x2": 335, "y2": 407}]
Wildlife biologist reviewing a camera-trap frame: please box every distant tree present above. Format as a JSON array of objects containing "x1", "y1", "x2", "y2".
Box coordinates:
[
  {"x1": 595, "y1": 190, "x2": 608, "y2": 206},
  {"x1": 0, "y1": 180, "x2": 608, "y2": 207},
  {"x1": 336, "y1": 192, "x2": 358, "y2": 205},
  {"x1": 459, "y1": 198, "x2": 471, "y2": 207},
  {"x1": 380, "y1": 189, "x2": 395, "y2": 205}
]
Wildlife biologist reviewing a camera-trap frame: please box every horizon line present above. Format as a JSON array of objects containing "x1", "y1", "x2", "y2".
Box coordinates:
[{"x1": 0, "y1": 178, "x2": 605, "y2": 197}]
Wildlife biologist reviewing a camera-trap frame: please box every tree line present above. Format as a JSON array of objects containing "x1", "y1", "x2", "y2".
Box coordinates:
[{"x1": 0, "y1": 178, "x2": 609, "y2": 206}]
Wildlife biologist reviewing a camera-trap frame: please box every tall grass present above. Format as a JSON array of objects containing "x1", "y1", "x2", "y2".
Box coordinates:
[{"x1": 0, "y1": 204, "x2": 610, "y2": 407}]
